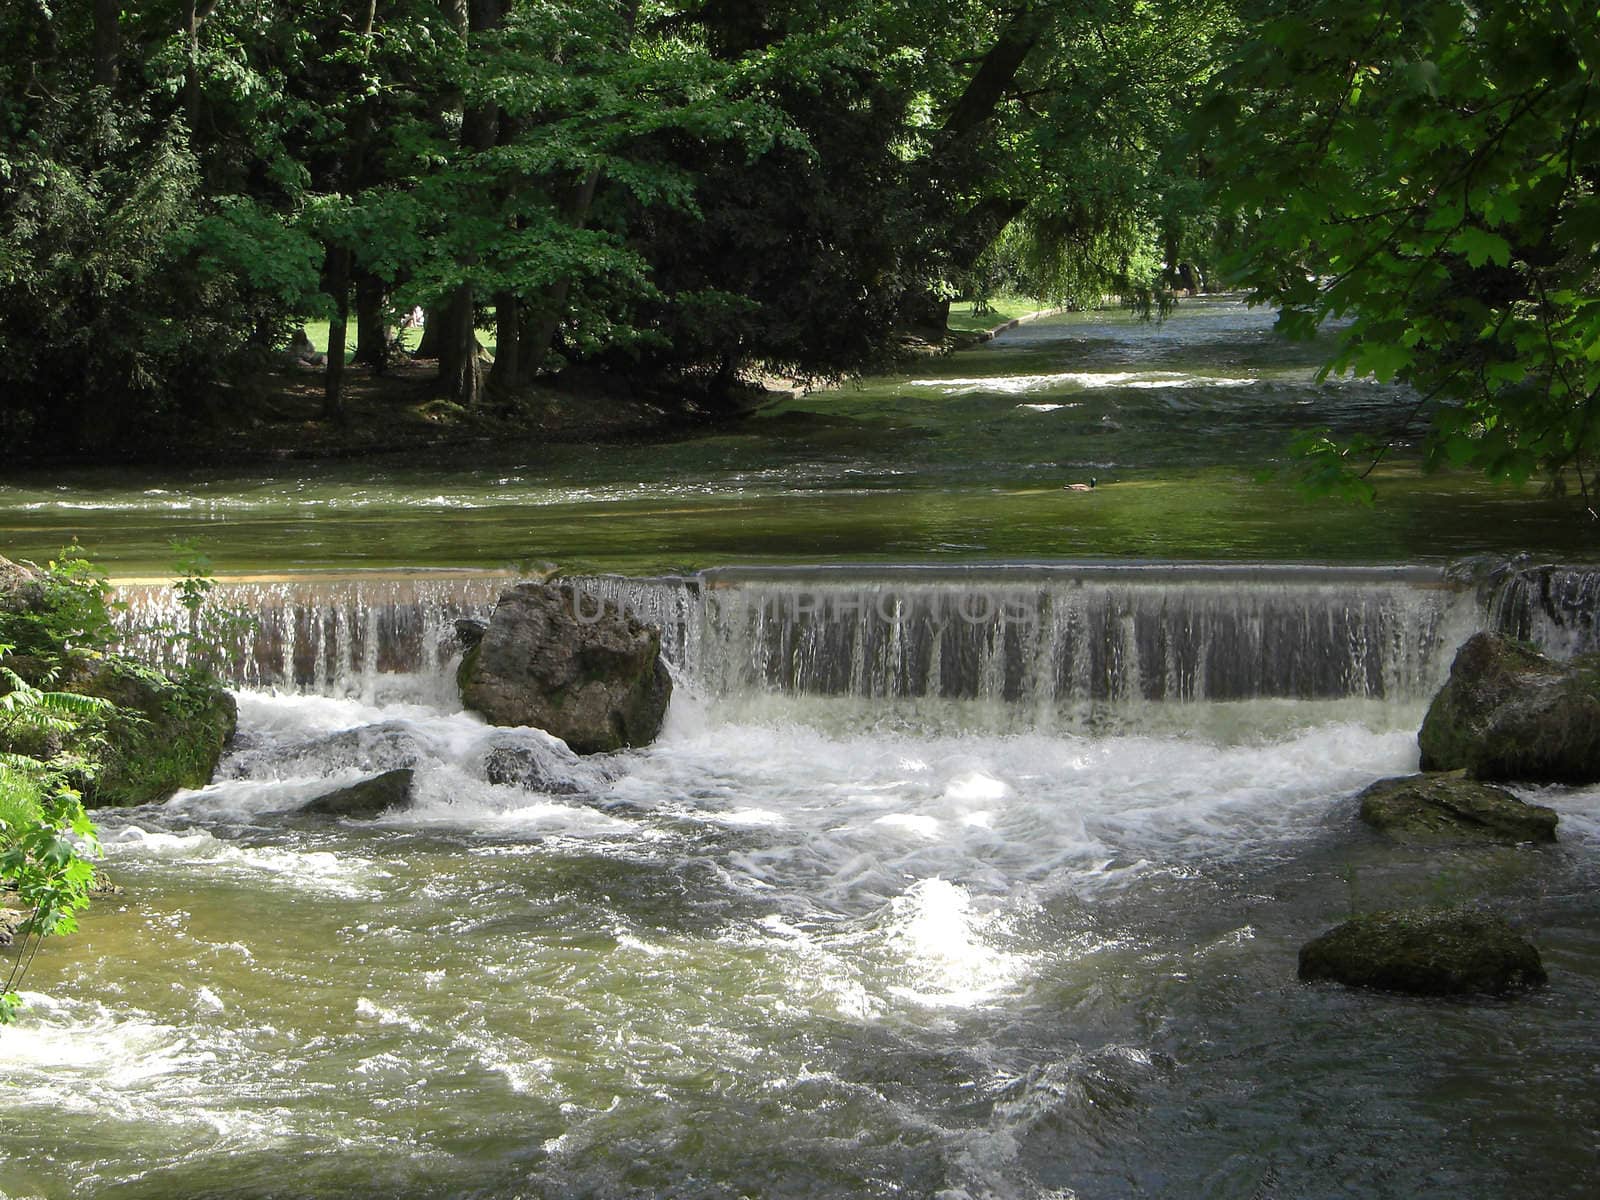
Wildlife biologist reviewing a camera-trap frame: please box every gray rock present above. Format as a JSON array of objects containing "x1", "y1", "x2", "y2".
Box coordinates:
[
  {"x1": 454, "y1": 617, "x2": 488, "y2": 650},
  {"x1": 1299, "y1": 908, "x2": 1546, "y2": 996},
  {"x1": 298, "y1": 768, "x2": 417, "y2": 818},
  {"x1": 0, "y1": 906, "x2": 25, "y2": 948},
  {"x1": 0, "y1": 555, "x2": 46, "y2": 617},
  {"x1": 1419, "y1": 633, "x2": 1600, "y2": 783},
  {"x1": 1358, "y1": 772, "x2": 1558, "y2": 844},
  {"x1": 223, "y1": 721, "x2": 423, "y2": 780},
  {"x1": 460, "y1": 582, "x2": 671, "y2": 755}
]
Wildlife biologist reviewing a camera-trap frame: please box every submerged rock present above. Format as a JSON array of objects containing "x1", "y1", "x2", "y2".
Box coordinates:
[
  {"x1": 1357, "y1": 772, "x2": 1558, "y2": 844},
  {"x1": 1419, "y1": 633, "x2": 1600, "y2": 783},
  {"x1": 222, "y1": 720, "x2": 424, "y2": 781},
  {"x1": 298, "y1": 768, "x2": 417, "y2": 818},
  {"x1": 460, "y1": 582, "x2": 671, "y2": 755},
  {"x1": 483, "y1": 742, "x2": 588, "y2": 795},
  {"x1": 1298, "y1": 908, "x2": 1546, "y2": 996}
]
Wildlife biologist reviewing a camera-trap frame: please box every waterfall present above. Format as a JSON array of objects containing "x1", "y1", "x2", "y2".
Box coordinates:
[
  {"x1": 1477, "y1": 558, "x2": 1600, "y2": 660},
  {"x1": 114, "y1": 574, "x2": 510, "y2": 697},
  {"x1": 631, "y1": 565, "x2": 1477, "y2": 705},
  {"x1": 114, "y1": 559, "x2": 1600, "y2": 708}
]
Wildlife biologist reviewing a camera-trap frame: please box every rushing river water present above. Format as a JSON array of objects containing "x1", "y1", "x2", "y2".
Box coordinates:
[{"x1": 4, "y1": 303, "x2": 1600, "y2": 1198}]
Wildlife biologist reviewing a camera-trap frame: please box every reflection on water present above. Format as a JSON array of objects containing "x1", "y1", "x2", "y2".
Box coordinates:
[{"x1": 1, "y1": 299, "x2": 1592, "y2": 575}]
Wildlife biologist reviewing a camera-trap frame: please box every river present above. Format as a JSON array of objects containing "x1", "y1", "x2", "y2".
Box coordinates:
[
  {"x1": 1, "y1": 299, "x2": 1593, "y2": 575},
  {"x1": 2, "y1": 302, "x2": 1598, "y2": 1199}
]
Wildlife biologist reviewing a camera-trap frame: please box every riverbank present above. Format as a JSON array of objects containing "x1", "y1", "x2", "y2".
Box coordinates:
[{"x1": 5, "y1": 357, "x2": 779, "y2": 470}]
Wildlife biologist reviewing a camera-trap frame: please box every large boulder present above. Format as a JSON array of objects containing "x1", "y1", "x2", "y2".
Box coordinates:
[
  {"x1": 1357, "y1": 772, "x2": 1558, "y2": 844},
  {"x1": 0, "y1": 906, "x2": 24, "y2": 948},
  {"x1": 0, "y1": 653, "x2": 237, "y2": 807},
  {"x1": 1419, "y1": 633, "x2": 1600, "y2": 783},
  {"x1": 459, "y1": 582, "x2": 671, "y2": 755},
  {"x1": 1299, "y1": 908, "x2": 1546, "y2": 996},
  {"x1": 297, "y1": 768, "x2": 417, "y2": 818}
]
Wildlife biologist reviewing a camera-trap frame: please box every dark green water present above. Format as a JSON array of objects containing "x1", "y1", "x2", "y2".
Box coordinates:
[{"x1": 1, "y1": 299, "x2": 1589, "y2": 577}]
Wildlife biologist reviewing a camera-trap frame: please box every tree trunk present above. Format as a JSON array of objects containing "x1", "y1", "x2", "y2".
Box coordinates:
[
  {"x1": 184, "y1": 1, "x2": 203, "y2": 137},
  {"x1": 323, "y1": 245, "x2": 351, "y2": 422},
  {"x1": 938, "y1": 8, "x2": 1050, "y2": 149},
  {"x1": 894, "y1": 9, "x2": 1051, "y2": 340},
  {"x1": 353, "y1": 271, "x2": 388, "y2": 371},
  {"x1": 521, "y1": 1, "x2": 639, "y2": 376},
  {"x1": 491, "y1": 292, "x2": 520, "y2": 393},
  {"x1": 416, "y1": 311, "x2": 443, "y2": 359},
  {"x1": 434, "y1": 0, "x2": 504, "y2": 406},
  {"x1": 442, "y1": 288, "x2": 482, "y2": 408},
  {"x1": 93, "y1": 0, "x2": 118, "y2": 89}
]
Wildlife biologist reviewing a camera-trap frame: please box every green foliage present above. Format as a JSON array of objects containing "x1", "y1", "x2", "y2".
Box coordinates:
[
  {"x1": 0, "y1": 763, "x2": 100, "y2": 1025},
  {"x1": 0, "y1": 646, "x2": 105, "y2": 1028},
  {"x1": 1204, "y1": 0, "x2": 1600, "y2": 504},
  {"x1": 1, "y1": 0, "x2": 1241, "y2": 428},
  {"x1": 161, "y1": 538, "x2": 257, "y2": 680},
  {"x1": 0, "y1": 546, "x2": 123, "y2": 658}
]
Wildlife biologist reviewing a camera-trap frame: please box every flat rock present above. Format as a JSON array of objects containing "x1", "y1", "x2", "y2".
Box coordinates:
[
  {"x1": 298, "y1": 768, "x2": 417, "y2": 818},
  {"x1": 1358, "y1": 772, "x2": 1558, "y2": 844},
  {"x1": 1299, "y1": 908, "x2": 1546, "y2": 996}
]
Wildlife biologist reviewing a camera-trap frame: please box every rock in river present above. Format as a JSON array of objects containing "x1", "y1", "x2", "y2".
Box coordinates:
[
  {"x1": 1357, "y1": 772, "x2": 1558, "y2": 844},
  {"x1": 297, "y1": 769, "x2": 417, "y2": 818},
  {"x1": 1419, "y1": 633, "x2": 1600, "y2": 784},
  {"x1": 459, "y1": 582, "x2": 671, "y2": 755},
  {"x1": 1299, "y1": 908, "x2": 1546, "y2": 996}
]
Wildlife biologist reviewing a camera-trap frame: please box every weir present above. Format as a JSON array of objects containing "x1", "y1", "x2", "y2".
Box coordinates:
[
  {"x1": 111, "y1": 559, "x2": 1600, "y2": 706},
  {"x1": 115, "y1": 573, "x2": 511, "y2": 695}
]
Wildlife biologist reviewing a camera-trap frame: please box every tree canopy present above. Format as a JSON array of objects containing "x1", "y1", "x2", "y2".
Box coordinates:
[
  {"x1": 1204, "y1": 0, "x2": 1599, "y2": 504},
  {"x1": 1, "y1": 1, "x2": 1229, "y2": 450},
  {"x1": 2, "y1": 0, "x2": 1595, "y2": 509}
]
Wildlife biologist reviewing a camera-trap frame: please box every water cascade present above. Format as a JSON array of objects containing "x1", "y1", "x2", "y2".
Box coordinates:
[
  {"x1": 109, "y1": 562, "x2": 1542, "y2": 709},
  {"x1": 1476, "y1": 559, "x2": 1600, "y2": 660},
  {"x1": 115, "y1": 573, "x2": 510, "y2": 697}
]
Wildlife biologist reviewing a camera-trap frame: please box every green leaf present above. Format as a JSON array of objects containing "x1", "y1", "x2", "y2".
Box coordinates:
[{"x1": 1449, "y1": 227, "x2": 1513, "y2": 268}]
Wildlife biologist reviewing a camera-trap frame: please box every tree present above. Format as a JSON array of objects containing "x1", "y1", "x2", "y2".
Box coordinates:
[{"x1": 1203, "y1": 0, "x2": 1600, "y2": 507}]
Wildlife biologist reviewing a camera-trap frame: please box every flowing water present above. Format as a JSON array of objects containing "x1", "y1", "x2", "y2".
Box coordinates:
[
  {"x1": 4, "y1": 303, "x2": 1600, "y2": 1198},
  {"x1": 1, "y1": 299, "x2": 1595, "y2": 576}
]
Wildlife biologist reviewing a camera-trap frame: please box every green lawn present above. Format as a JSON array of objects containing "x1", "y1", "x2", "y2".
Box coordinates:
[
  {"x1": 301, "y1": 319, "x2": 426, "y2": 361},
  {"x1": 945, "y1": 292, "x2": 1049, "y2": 335}
]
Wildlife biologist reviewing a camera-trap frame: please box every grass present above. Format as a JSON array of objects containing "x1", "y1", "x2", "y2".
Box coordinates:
[
  {"x1": 302, "y1": 319, "x2": 422, "y2": 362},
  {"x1": 301, "y1": 320, "x2": 496, "y2": 360},
  {"x1": 945, "y1": 292, "x2": 1051, "y2": 335}
]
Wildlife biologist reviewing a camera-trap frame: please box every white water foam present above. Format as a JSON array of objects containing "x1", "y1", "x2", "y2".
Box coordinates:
[{"x1": 910, "y1": 371, "x2": 1262, "y2": 396}]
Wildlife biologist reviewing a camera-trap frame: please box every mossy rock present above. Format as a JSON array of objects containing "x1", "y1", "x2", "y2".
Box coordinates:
[
  {"x1": 1357, "y1": 772, "x2": 1558, "y2": 844},
  {"x1": 1299, "y1": 908, "x2": 1546, "y2": 996},
  {"x1": 1, "y1": 652, "x2": 236, "y2": 808},
  {"x1": 1419, "y1": 633, "x2": 1600, "y2": 783}
]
